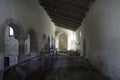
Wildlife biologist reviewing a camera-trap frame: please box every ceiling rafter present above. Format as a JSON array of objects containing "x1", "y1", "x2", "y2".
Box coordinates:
[
  {"x1": 39, "y1": 0, "x2": 94, "y2": 31},
  {"x1": 52, "y1": 20, "x2": 80, "y2": 31},
  {"x1": 48, "y1": 12, "x2": 82, "y2": 24},
  {"x1": 40, "y1": 0, "x2": 89, "y2": 12},
  {"x1": 44, "y1": 7, "x2": 86, "y2": 20},
  {"x1": 47, "y1": 11, "x2": 83, "y2": 23},
  {"x1": 53, "y1": 21, "x2": 79, "y2": 29},
  {"x1": 55, "y1": 23, "x2": 77, "y2": 31},
  {"x1": 51, "y1": 17, "x2": 80, "y2": 27},
  {"x1": 40, "y1": 0, "x2": 90, "y2": 9},
  {"x1": 50, "y1": 16, "x2": 81, "y2": 26}
]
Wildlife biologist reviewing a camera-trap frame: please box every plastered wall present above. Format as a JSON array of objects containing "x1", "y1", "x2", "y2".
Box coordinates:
[
  {"x1": 5, "y1": 26, "x2": 19, "y2": 56},
  {"x1": 75, "y1": 26, "x2": 84, "y2": 56},
  {"x1": 0, "y1": 0, "x2": 55, "y2": 52},
  {"x1": 0, "y1": 0, "x2": 55, "y2": 75},
  {"x1": 79, "y1": 0, "x2": 120, "y2": 80}
]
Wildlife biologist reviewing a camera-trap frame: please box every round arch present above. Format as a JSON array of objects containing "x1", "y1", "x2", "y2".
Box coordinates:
[
  {"x1": 1, "y1": 18, "x2": 26, "y2": 40},
  {"x1": 56, "y1": 32, "x2": 68, "y2": 51},
  {"x1": 0, "y1": 18, "x2": 26, "y2": 67},
  {"x1": 28, "y1": 29, "x2": 38, "y2": 52},
  {"x1": 1, "y1": 18, "x2": 26, "y2": 52}
]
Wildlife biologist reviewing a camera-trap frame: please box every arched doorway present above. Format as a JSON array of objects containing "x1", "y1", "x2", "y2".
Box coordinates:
[
  {"x1": 59, "y1": 33, "x2": 68, "y2": 51},
  {"x1": 4, "y1": 26, "x2": 19, "y2": 67},
  {"x1": 56, "y1": 32, "x2": 68, "y2": 51},
  {"x1": 43, "y1": 36, "x2": 50, "y2": 53},
  {"x1": 29, "y1": 30, "x2": 38, "y2": 52},
  {"x1": 28, "y1": 29, "x2": 38, "y2": 57}
]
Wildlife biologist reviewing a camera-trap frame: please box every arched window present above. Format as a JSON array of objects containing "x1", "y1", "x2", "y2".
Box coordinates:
[{"x1": 9, "y1": 26, "x2": 14, "y2": 36}]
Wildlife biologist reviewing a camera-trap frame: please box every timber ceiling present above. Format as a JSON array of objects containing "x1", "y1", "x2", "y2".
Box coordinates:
[{"x1": 39, "y1": 0, "x2": 94, "y2": 31}]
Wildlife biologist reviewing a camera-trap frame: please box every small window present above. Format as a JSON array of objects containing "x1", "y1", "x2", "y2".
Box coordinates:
[{"x1": 9, "y1": 27, "x2": 14, "y2": 36}]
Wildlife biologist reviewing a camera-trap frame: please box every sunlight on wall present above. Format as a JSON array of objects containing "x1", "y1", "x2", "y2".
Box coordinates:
[
  {"x1": 56, "y1": 35, "x2": 59, "y2": 50},
  {"x1": 55, "y1": 27, "x2": 77, "y2": 51},
  {"x1": 68, "y1": 31, "x2": 76, "y2": 51}
]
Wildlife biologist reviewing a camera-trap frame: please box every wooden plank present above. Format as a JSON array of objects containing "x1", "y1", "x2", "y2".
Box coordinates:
[
  {"x1": 51, "y1": 17, "x2": 81, "y2": 26},
  {"x1": 44, "y1": 7, "x2": 86, "y2": 20},
  {"x1": 41, "y1": 4, "x2": 86, "y2": 17},
  {"x1": 48, "y1": 12, "x2": 82, "y2": 24},
  {"x1": 52, "y1": 18, "x2": 80, "y2": 28},
  {"x1": 55, "y1": 23, "x2": 78, "y2": 31},
  {"x1": 41, "y1": 0, "x2": 89, "y2": 12},
  {"x1": 40, "y1": 0, "x2": 90, "y2": 10}
]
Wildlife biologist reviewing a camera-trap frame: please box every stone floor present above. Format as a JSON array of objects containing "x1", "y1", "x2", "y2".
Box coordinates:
[{"x1": 47, "y1": 53, "x2": 109, "y2": 80}]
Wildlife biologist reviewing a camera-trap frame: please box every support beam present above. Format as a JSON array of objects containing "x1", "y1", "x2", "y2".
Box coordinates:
[
  {"x1": 48, "y1": 12, "x2": 82, "y2": 24},
  {"x1": 40, "y1": 0, "x2": 90, "y2": 11},
  {"x1": 39, "y1": 0, "x2": 94, "y2": 30},
  {"x1": 51, "y1": 17, "x2": 81, "y2": 27},
  {"x1": 55, "y1": 23, "x2": 78, "y2": 31},
  {"x1": 52, "y1": 18, "x2": 80, "y2": 29},
  {"x1": 44, "y1": 7, "x2": 85, "y2": 21},
  {"x1": 41, "y1": 0, "x2": 89, "y2": 12},
  {"x1": 48, "y1": 11, "x2": 85, "y2": 21},
  {"x1": 42, "y1": 5, "x2": 86, "y2": 18}
]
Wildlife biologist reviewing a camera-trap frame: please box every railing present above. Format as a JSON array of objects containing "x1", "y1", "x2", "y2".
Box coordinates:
[
  {"x1": 4, "y1": 55, "x2": 42, "y2": 71},
  {"x1": 3, "y1": 49, "x2": 57, "y2": 80}
]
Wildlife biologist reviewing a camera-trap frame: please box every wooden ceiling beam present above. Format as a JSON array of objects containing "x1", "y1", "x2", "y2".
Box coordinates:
[
  {"x1": 50, "y1": 16, "x2": 81, "y2": 25},
  {"x1": 46, "y1": 8, "x2": 85, "y2": 20},
  {"x1": 52, "y1": 18, "x2": 80, "y2": 28},
  {"x1": 55, "y1": 23, "x2": 77, "y2": 31},
  {"x1": 41, "y1": 3, "x2": 87, "y2": 16},
  {"x1": 44, "y1": 7, "x2": 85, "y2": 20},
  {"x1": 41, "y1": 4, "x2": 87, "y2": 16},
  {"x1": 48, "y1": 12, "x2": 82, "y2": 24},
  {"x1": 51, "y1": 17, "x2": 81, "y2": 27},
  {"x1": 40, "y1": 0, "x2": 89, "y2": 12},
  {"x1": 40, "y1": 0, "x2": 90, "y2": 9},
  {"x1": 39, "y1": 0, "x2": 94, "y2": 30}
]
